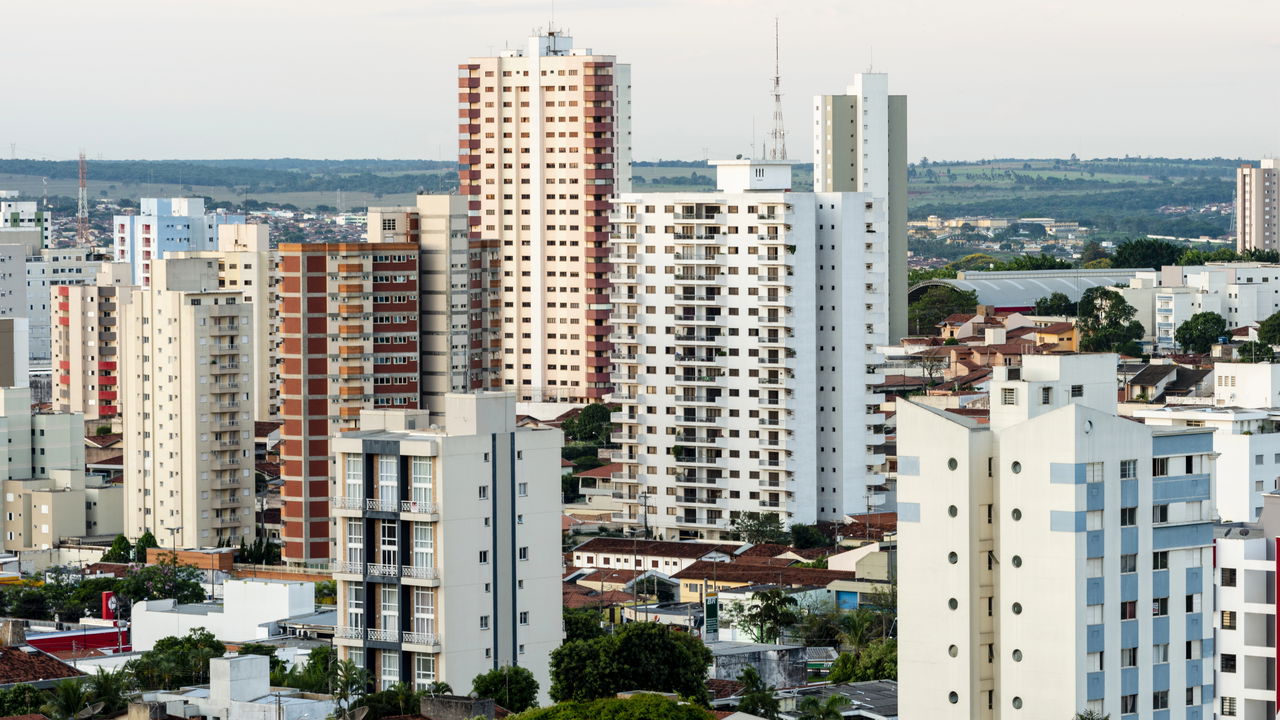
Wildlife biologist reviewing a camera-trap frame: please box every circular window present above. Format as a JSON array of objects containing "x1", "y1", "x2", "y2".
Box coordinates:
[
  {"x1": 1012, "y1": 649, "x2": 1023, "y2": 662},
  {"x1": 948, "y1": 552, "x2": 958, "y2": 564},
  {"x1": 948, "y1": 458, "x2": 958, "y2": 471},
  {"x1": 1012, "y1": 697, "x2": 1023, "y2": 710},
  {"x1": 1012, "y1": 602, "x2": 1023, "y2": 615},
  {"x1": 1011, "y1": 461, "x2": 1022, "y2": 474},
  {"x1": 948, "y1": 645, "x2": 958, "y2": 657},
  {"x1": 1011, "y1": 508, "x2": 1023, "y2": 521},
  {"x1": 948, "y1": 692, "x2": 959, "y2": 704},
  {"x1": 948, "y1": 598, "x2": 959, "y2": 610},
  {"x1": 948, "y1": 505, "x2": 958, "y2": 518},
  {"x1": 1083, "y1": 420, "x2": 1093, "y2": 434},
  {"x1": 1012, "y1": 555, "x2": 1022, "y2": 568}
]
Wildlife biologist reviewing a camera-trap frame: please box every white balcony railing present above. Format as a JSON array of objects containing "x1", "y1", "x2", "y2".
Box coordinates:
[
  {"x1": 331, "y1": 497, "x2": 363, "y2": 510},
  {"x1": 401, "y1": 565, "x2": 441, "y2": 581},
  {"x1": 333, "y1": 561, "x2": 364, "y2": 574},
  {"x1": 401, "y1": 500, "x2": 438, "y2": 514},
  {"x1": 334, "y1": 626, "x2": 364, "y2": 639},
  {"x1": 366, "y1": 498, "x2": 398, "y2": 512},
  {"x1": 402, "y1": 631, "x2": 441, "y2": 646},
  {"x1": 367, "y1": 563, "x2": 400, "y2": 577},
  {"x1": 367, "y1": 628, "x2": 398, "y2": 642}
]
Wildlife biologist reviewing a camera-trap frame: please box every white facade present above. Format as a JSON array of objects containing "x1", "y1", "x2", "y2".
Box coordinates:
[
  {"x1": 141, "y1": 654, "x2": 335, "y2": 720},
  {"x1": 1213, "y1": 495, "x2": 1280, "y2": 720},
  {"x1": 607, "y1": 159, "x2": 888, "y2": 540},
  {"x1": 0, "y1": 244, "x2": 27, "y2": 320},
  {"x1": 1214, "y1": 362, "x2": 1280, "y2": 409},
  {"x1": 898, "y1": 354, "x2": 1215, "y2": 719},
  {"x1": 0, "y1": 201, "x2": 51, "y2": 247},
  {"x1": 1122, "y1": 263, "x2": 1280, "y2": 351},
  {"x1": 1136, "y1": 406, "x2": 1280, "y2": 523},
  {"x1": 25, "y1": 247, "x2": 109, "y2": 367},
  {"x1": 132, "y1": 579, "x2": 316, "y2": 651},
  {"x1": 330, "y1": 394, "x2": 562, "y2": 701},
  {"x1": 113, "y1": 198, "x2": 245, "y2": 287},
  {"x1": 1236, "y1": 159, "x2": 1279, "y2": 253}
]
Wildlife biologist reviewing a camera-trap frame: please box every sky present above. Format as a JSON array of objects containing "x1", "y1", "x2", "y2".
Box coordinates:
[{"x1": 3, "y1": 0, "x2": 1278, "y2": 163}]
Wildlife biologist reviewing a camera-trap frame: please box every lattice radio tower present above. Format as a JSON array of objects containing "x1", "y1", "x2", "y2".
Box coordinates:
[
  {"x1": 76, "y1": 150, "x2": 89, "y2": 245},
  {"x1": 767, "y1": 18, "x2": 787, "y2": 160}
]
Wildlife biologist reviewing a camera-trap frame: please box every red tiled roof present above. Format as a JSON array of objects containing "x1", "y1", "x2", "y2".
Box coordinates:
[
  {"x1": 0, "y1": 646, "x2": 84, "y2": 685},
  {"x1": 706, "y1": 678, "x2": 745, "y2": 700},
  {"x1": 84, "y1": 562, "x2": 131, "y2": 578},
  {"x1": 579, "y1": 568, "x2": 645, "y2": 584},
  {"x1": 734, "y1": 543, "x2": 833, "y2": 560},
  {"x1": 254, "y1": 421, "x2": 282, "y2": 438},
  {"x1": 1035, "y1": 321, "x2": 1076, "y2": 334},
  {"x1": 561, "y1": 457, "x2": 575, "y2": 468},
  {"x1": 833, "y1": 512, "x2": 898, "y2": 541},
  {"x1": 93, "y1": 455, "x2": 123, "y2": 467},
  {"x1": 670, "y1": 560, "x2": 857, "y2": 585},
  {"x1": 561, "y1": 584, "x2": 634, "y2": 608},
  {"x1": 0, "y1": 714, "x2": 51, "y2": 720},
  {"x1": 574, "y1": 462, "x2": 623, "y2": 479},
  {"x1": 84, "y1": 434, "x2": 122, "y2": 448},
  {"x1": 572, "y1": 537, "x2": 736, "y2": 559}
]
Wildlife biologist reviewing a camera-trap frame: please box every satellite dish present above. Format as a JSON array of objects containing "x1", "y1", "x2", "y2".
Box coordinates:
[{"x1": 74, "y1": 701, "x2": 105, "y2": 719}]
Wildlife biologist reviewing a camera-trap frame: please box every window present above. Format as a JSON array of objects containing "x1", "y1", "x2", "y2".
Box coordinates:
[
  {"x1": 1222, "y1": 567, "x2": 1237, "y2": 586},
  {"x1": 1222, "y1": 696, "x2": 1238, "y2": 716},
  {"x1": 346, "y1": 519, "x2": 363, "y2": 566},
  {"x1": 378, "y1": 456, "x2": 397, "y2": 503},
  {"x1": 414, "y1": 654, "x2": 436, "y2": 689},
  {"x1": 1153, "y1": 551, "x2": 1168, "y2": 570},
  {"x1": 1121, "y1": 554, "x2": 1137, "y2": 573},
  {"x1": 380, "y1": 649, "x2": 399, "y2": 690},
  {"x1": 1121, "y1": 695, "x2": 1137, "y2": 714},
  {"x1": 1120, "y1": 647, "x2": 1137, "y2": 667},
  {"x1": 1120, "y1": 459, "x2": 1137, "y2": 479},
  {"x1": 1222, "y1": 653, "x2": 1237, "y2": 672},
  {"x1": 1153, "y1": 643, "x2": 1168, "y2": 663},
  {"x1": 411, "y1": 457, "x2": 432, "y2": 506},
  {"x1": 1120, "y1": 507, "x2": 1136, "y2": 526},
  {"x1": 1085, "y1": 462, "x2": 1103, "y2": 483},
  {"x1": 1121, "y1": 601, "x2": 1137, "y2": 620},
  {"x1": 1040, "y1": 387, "x2": 1052, "y2": 405},
  {"x1": 1001, "y1": 388, "x2": 1017, "y2": 405},
  {"x1": 479, "y1": 550, "x2": 489, "y2": 564},
  {"x1": 1152, "y1": 597, "x2": 1168, "y2": 616},
  {"x1": 1153, "y1": 457, "x2": 1169, "y2": 477},
  {"x1": 1153, "y1": 691, "x2": 1168, "y2": 711},
  {"x1": 413, "y1": 588, "x2": 435, "y2": 636},
  {"x1": 381, "y1": 586, "x2": 399, "y2": 630},
  {"x1": 347, "y1": 585, "x2": 364, "y2": 629},
  {"x1": 380, "y1": 521, "x2": 398, "y2": 567},
  {"x1": 479, "y1": 485, "x2": 489, "y2": 500},
  {"x1": 1257, "y1": 454, "x2": 1265, "y2": 466},
  {"x1": 413, "y1": 522, "x2": 433, "y2": 570},
  {"x1": 1152, "y1": 504, "x2": 1169, "y2": 523},
  {"x1": 518, "y1": 546, "x2": 529, "y2": 561},
  {"x1": 480, "y1": 615, "x2": 490, "y2": 630},
  {"x1": 519, "y1": 611, "x2": 529, "y2": 625},
  {"x1": 1222, "y1": 610, "x2": 1238, "y2": 629},
  {"x1": 1070, "y1": 384, "x2": 1083, "y2": 398},
  {"x1": 518, "y1": 482, "x2": 528, "y2": 496},
  {"x1": 345, "y1": 455, "x2": 363, "y2": 499}
]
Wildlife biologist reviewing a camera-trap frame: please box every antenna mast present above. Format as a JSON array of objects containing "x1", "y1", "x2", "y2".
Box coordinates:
[
  {"x1": 768, "y1": 18, "x2": 787, "y2": 160},
  {"x1": 77, "y1": 150, "x2": 89, "y2": 246}
]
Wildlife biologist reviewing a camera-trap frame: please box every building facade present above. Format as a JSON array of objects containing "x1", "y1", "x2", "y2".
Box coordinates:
[
  {"x1": 1122, "y1": 263, "x2": 1280, "y2": 351},
  {"x1": 814, "y1": 73, "x2": 908, "y2": 342},
  {"x1": 330, "y1": 395, "x2": 561, "y2": 700},
  {"x1": 606, "y1": 159, "x2": 888, "y2": 539},
  {"x1": 0, "y1": 201, "x2": 51, "y2": 247},
  {"x1": 122, "y1": 257, "x2": 257, "y2": 548},
  {"x1": 1236, "y1": 159, "x2": 1278, "y2": 253},
  {"x1": 113, "y1": 198, "x2": 245, "y2": 287},
  {"x1": 1213, "y1": 495, "x2": 1280, "y2": 720},
  {"x1": 898, "y1": 355, "x2": 1215, "y2": 719},
  {"x1": 25, "y1": 247, "x2": 111, "y2": 368},
  {"x1": 276, "y1": 242, "x2": 422, "y2": 563},
  {"x1": 51, "y1": 262, "x2": 133, "y2": 421},
  {"x1": 458, "y1": 30, "x2": 631, "y2": 403}
]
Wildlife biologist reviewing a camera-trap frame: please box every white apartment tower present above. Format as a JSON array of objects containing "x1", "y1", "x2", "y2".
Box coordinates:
[
  {"x1": 1236, "y1": 159, "x2": 1279, "y2": 253},
  {"x1": 51, "y1": 262, "x2": 133, "y2": 420},
  {"x1": 0, "y1": 201, "x2": 51, "y2": 247},
  {"x1": 458, "y1": 30, "x2": 632, "y2": 403},
  {"x1": 330, "y1": 395, "x2": 562, "y2": 700},
  {"x1": 814, "y1": 73, "x2": 908, "y2": 342},
  {"x1": 113, "y1": 198, "x2": 245, "y2": 287},
  {"x1": 607, "y1": 159, "x2": 888, "y2": 540},
  {"x1": 897, "y1": 354, "x2": 1215, "y2": 719},
  {"x1": 122, "y1": 257, "x2": 256, "y2": 548}
]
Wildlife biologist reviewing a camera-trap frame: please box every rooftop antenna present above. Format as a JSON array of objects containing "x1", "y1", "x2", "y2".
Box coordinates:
[
  {"x1": 868, "y1": 46, "x2": 875, "y2": 73},
  {"x1": 77, "y1": 150, "x2": 89, "y2": 246},
  {"x1": 768, "y1": 17, "x2": 787, "y2": 160}
]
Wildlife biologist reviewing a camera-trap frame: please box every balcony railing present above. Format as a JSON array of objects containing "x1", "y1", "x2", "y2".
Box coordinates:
[
  {"x1": 332, "y1": 497, "x2": 363, "y2": 510},
  {"x1": 402, "y1": 566, "x2": 441, "y2": 581},
  {"x1": 367, "y1": 563, "x2": 400, "y2": 577},
  {"x1": 401, "y1": 500, "x2": 438, "y2": 514},
  {"x1": 366, "y1": 498, "x2": 398, "y2": 512},
  {"x1": 334, "y1": 626, "x2": 364, "y2": 639},
  {"x1": 367, "y1": 628, "x2": 398, "y2": 642},
  {"x1": 402, "y1": 631, "x2": 441, "y2": 646}
]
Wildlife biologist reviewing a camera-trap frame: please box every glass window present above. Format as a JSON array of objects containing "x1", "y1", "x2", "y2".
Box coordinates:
[
  {"x1": 1120, "y1": 459, "x2": 1137, "y2": 479},
  {"x1": 380, "y1": 649, "x2": 399, "y2": 690},
  {"x1": 413, "y1": 522, "x2": 433, "y2": 570},
  {"x1": 1153, "y1": 643, "x2": 1168, "y2": 663},
  {"x1": 381, "y1": 586, "x2": 399, "y2": 630},
  {"x1": 414, "y1": 654, "x2": 436, "y2": 689},
  {"x1": 411, "y1": 457, "x2": 433, "y2": 505},
  {"x1": 1222, "y1": 568, "x2": 1237, "y2": 587},
  {"x1": 1153, "y1": 551, "x2": 1168, "y2": 570},
  {"x1": 1121, "y1": 647, "x2": 1137, "y2": 667},
  {"x1": 1121, "y1": 554, "x2": 1137, "y2": 573},
  {"x1": 381, "y1": 521, "x2": 399, "y2": 567},
  {"x1": 379, "y1": 456, "x2": 398, "y2": 503},
  {"x1": 346, "y1": 519, "x2": 363, "y2": 566},
  {"x1": 1222, "y1": 653, "x2": 1237, "y2": 672},
  {"x1": 345, "y1": 456, "x2": 363, "y2": 499},
  {"x1": 1153, "y1": 457, "x2": 1169, "y2": 477},
  {"x1": 413, "y1": 588, "x2": 435, "y2": 635}
]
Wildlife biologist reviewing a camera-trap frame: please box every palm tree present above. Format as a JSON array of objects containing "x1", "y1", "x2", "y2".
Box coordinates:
[
  {"x1": 41, "y1": 678, "x2": 100, "y2": 720},
  {"x1": 1072, "y1": 712, "x2": 1110, "y2": 720},
  {"x1": 87, "y1": 667, "x2": 133, "y2": 715},
  {"x1": 796, "y1": 694, "x2": 849, "y2": 720},
  {"x1": 422, "y1": 681, "x2": 452, "y2": 696},
  {"x1": 837, "y1": 609, "x2": 877, "y2": 654},
  {"x1": 332, "y1": 659, "x2": 369, "y2": 719}
]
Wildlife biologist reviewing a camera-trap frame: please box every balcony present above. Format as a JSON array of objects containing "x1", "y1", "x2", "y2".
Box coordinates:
[
  {"x1": 673, "y1": 273, "x2": 720, "y2": 284},
  {"x1": 333, "y1": 561, "x2": 363, "y2": 575},
  {"x1": 672, "y1": 334, "x2": 721, "y2": 345},
  {"x1": 366, "y1": 498, "x2": 398, "y2": 512},
  {"x1": 675, "y1": 495, "x2": 722, "y2": 506},
  {"x1": 759, "y1": 499, "x2": 783, "y2": 508},
  {"x1": 367, "y1": 563, "x2": 399, "y2": 578},
  {"x1": 674, "y1": 515, "x2": 727, "y2": 528},
  {"x1": 402, "y1": 566, "x2": 442, "y2": 581},
  {"x1": 673, "y1": 314, "x2": 723, "y2": 326},
  {"x1": 675, "y1": 394, "x2": 720, "y2": 405},
  {"x1": 402, "y1": 631, "x2": 442, "y2": 647},
  {"x1": 331, "y1": 497, "x2": 363, "y2": 510},
  {"x1": 367, "y1": 628, "x2": 398, "y2": 642},
  {"x1": 334, "y1": 626, "x2": 364, "y2": 639},
  {"x1": 674, "y1": 414, "x2": 718, "y2": 425}
]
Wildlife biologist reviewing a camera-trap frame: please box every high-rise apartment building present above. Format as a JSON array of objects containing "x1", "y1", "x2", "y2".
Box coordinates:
[
  {"x1": 122, "y1": 257, "x2": 256, "y2": 548},
  {"x1": 897, "y1": 354, "x2": 1214, "y2": 719},
  {"x1": 365, "y1": 196, "x2": 472, "y2": 411},
  {"x1": 52, "y1": 262, "x2": 133, "y2": 420},
  {"x1": 607, "y1": 159, "x2": 888, "y2": 539},
  {"x1": 458, "y1": 30, "x2": 631, "y2": 403},
  {"x1": 169, "y1": 224, "x2": 277, "y2": 419},
  {"x1": 330, "y1": 394, "x2": 561, "y2": 699},
  {"x1": 814, "y1": 73, "x2": 908, "y2": 342},
  {"x1": 1236, "y1": 159, "x2": 1278, "y2": 252},
  {"x1": 0, "y1": 201, "x2": 51, "y2": 247},
  {"x1": 276, "y1": 242, "x2": 422, "y2": 564},
  {"x1": 25, "y1": 247, "x2": 111, "y2": 367},
  {"x1": 113, "y1": 198, "x2": 245, "y2": 287}
]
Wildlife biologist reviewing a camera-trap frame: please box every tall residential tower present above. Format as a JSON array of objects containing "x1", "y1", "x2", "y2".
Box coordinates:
[{"x1": 1235, "y1": 158, "x2": 1278, "y2": 253}]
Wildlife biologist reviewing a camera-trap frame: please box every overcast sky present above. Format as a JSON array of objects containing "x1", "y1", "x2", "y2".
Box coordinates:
[{"x1": 3, "y1": 0, "x2": 1277, "y2": 162}]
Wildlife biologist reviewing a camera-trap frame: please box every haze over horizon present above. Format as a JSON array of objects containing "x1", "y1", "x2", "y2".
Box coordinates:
[{"x1": 4, "y1": 0, "x2": 1277, "y2": 163}]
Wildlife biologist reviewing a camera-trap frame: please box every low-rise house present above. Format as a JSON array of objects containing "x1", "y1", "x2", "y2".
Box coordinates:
[
  {"x1": 670, "y1": 562, "x2": 857, "y2": 603},
  {"x1": 707, "y1": 640, "x2": 807, "y2": 691},
  {"x1": 138, "y1": 654, "x2": 334, "y2": 720},
  {"x1": 132, "y1": 578, "x2": 316, "y2": 651}
]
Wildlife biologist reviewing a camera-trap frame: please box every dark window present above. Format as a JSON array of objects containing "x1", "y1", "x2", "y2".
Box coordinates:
[{"x1": 1222, "y1": 653, "x2": 1237, "y2": 673}]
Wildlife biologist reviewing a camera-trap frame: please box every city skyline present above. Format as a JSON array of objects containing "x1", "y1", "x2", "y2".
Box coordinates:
[{"x1": 4, "y1": 0, "x2": 1278, "y2": 162}]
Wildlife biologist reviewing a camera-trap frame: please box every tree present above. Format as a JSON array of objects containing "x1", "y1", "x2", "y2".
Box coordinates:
[
  {"x1": 789, "y1": 524, "x2": 828, "y2": 550},
  {"x1": 561, "y1": 403, "x2": 613, "y2": 445},
  {"x1": 1239, "y1": 340, "x2": 1274, "y2": 363},
  {"x1": 511, "y1": 694, "x2": 713, "y2": 720},
  {"x1": 728, "y1": 512, "x2": 789, "y2": 545},
  {"x1": 826, "y1": 652, "x2": 859, "y2": 683},
  {"x1": 848, "y1": 638, "x2": 897, "y2": 681},
  {"x1": 238, "y1": 643, "x2": 286, "y2": 673},
  {"x1": 133, "y1": 530, "x2": 159, "y2": 563},
  {"x1": 100, "y1": 535, "x2": 133, "y2": 563},
  {"x1": 0, "y1": 684, "x2": 45, "y2": 716},
  {"x1": 124, "y1": 627, "x2": 225, "y2": 691},
  {"x1": 359, "y1": 683, "x2": 423, "y2": 720},
  {"x1": 472, "y1": 665, "x2": 539, "y2": 713},
  {"x1": 838, "y1": 608, "x2": 879, "y2": 653},
  {"x1": 907, "y1": 286, "x2": 978, "y2": 336},
  {"x1": 549, "y1": 622, "x2": 712, "y2": 704},
  {"x1": 87, "y1": 667, "x2": 133, "y2": 716},
  {"x1": 732, "y1": 589, "x2": 801, "y2": 644},
  {"x1": 1076, "y1": 287, "x2": 1144, "y2": 354},
  {"x1": 331, "y1": 659, "x2": 369, "y2": 720},
  {"x1": 115, "y1": 555, "x2": 206, "y2": 614},
  {"x1": 1033, "y1": 291, "x2": 1076, "y2": 316},
  {"x1": 1258, "y1": 311, "x2": 1280, "y2": 346},
  {"x1": 273, "y1": 645, "x2": 334, "y2": 694},
  {"x1": 734, "y1": 666, "x2": 779, "y2": 720},
  {"x1": 1072, "y1": 711, "x2": 1110, "y2": 720},
  {"x1": 796, "y1": 695, "x2": 849, "y2": 720},
  {"x1": 563, "y1": 607, "x2": 605, "y2": 642},
  {"x1": 1173, "y1": 311, "x2": 1227, "y2": 353},
  {"x1": 1080, "y1": 241, "x2": 1110, "y2": 265},
  {"x1": 1112, "y1": 238, "x2": 1183, "y2": 269},
  {"x1": 41, "y1": 678, "x2": 97, "y2": 720}
]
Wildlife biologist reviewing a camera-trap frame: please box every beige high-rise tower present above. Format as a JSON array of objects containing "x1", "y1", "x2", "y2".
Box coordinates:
[
  {"x1": 458, "y1": 29, "x2": 631, "y2": 404},
  {"x1": 1236, "y1": 158, "x2": 1279, "y2": 253},
  {"x1": 814, "y1": 73, "x2": 908, "y2": 342},
  {"x1": 122, "y1": 257, "x2": 256, "y2": 548}
]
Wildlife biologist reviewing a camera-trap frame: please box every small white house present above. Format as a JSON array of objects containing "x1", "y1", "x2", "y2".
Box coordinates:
[{"x1": 132, "y1": 578, "x2": 316, "y2": 651}]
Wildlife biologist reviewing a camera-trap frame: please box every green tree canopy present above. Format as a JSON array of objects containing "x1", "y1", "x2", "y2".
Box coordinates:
[
  {"x1": 0, "y1": 684, "x2": 45, "y2": 717},
  {"x1": 40, "y1": 678, "x2": 96, "y2": 720},
  {"x1": 796, "y1": 694, "x2": 850, "y2": 720},
  {"x1": 788, "y1": 524, "x2": 829, "y2": 549},
  {"x1": 1080, "y1": 241, "x2": 1110, "y2": 265},
  {"x1": 1239, "y1": 340, "x2": 1274, "y2": 363},
  {"x1": 561, "y1": 403, "x2": 613, "y2": 444},
  {"x1": 115, "y1": 555, "x2": 206, "y2": 615},
  {"x1": 1033, "y1": 291, "x2": 1077, "y2": 316},
  {"x1": 133, "y1": 531, "x2": 159, "y2": 563},
  {"x1": 549, "y1": 622, "x2": 712, "y2": 704},
  {"x1": 1258, "y1": 312, "x2": 1280, "y2": 346},
  {"x1": 100, "y1": 536, "x2": 133, "y2": 564},
  {"x1": 1076, "y1": 287, "x2": 1144, "y2": 354},
  {"x1": 730, "y1": 589, "x2": 801, "y2": 644},
  {"x1": 734, "y1": 666, "x2": 779, "y2": 720},
  {"x1": 728, "y1": 512, "x2": 790, "y2": 544},
  {"x1": 472, "y1": 665, "x2": 539, "y2": 713},
  {"x1": 1112, "y1": 237, "x2": 1183, "y2": 269},
  {"x1": 1173, "y1": 311, "x2": 1227, "y2": 353},
  {"x1": 563, "y1": 607, "x2": 606, "y2": 643},
  {"x1": 907, "y1": 286, "x2": 978, "y2": 336},
  {"x1": 124, "y1": 627, "x2": 225, "y2": 691},
  {"x1": 512, "y1": 694, "x2": 713, "y2": 720}
]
